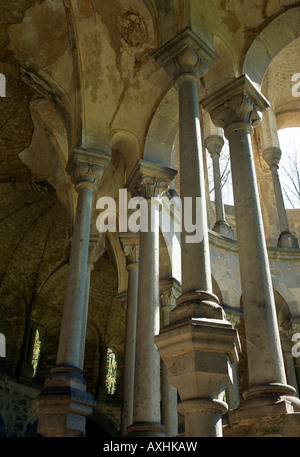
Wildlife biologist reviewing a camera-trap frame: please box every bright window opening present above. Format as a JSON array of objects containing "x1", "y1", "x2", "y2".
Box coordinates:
[
  {"x1": 106, "y1": 347, "x2": 117, "y2": 395},
  {"x1": 32, "y1": 329, "x2": 41, "y2": 377},
  {"x1": 278, "y1": 127, "x2": 300, "y2": 209}
]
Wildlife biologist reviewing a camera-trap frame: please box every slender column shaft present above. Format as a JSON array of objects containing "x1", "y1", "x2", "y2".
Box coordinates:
[
  {"x1": 133, "y1": 201, "x2": 160, "y2": 424},
  {"x1": 263, "y1": 142, "x2": 298, "y2": 248},
  {"x1": 270, "y1": 164, "x2": 290, "y2": 233},
  {"x1": 121, "y1": 239, "x2": 139, "y2": 436},
  {"x1": 79, "y1": 236, "x2": 104, "y2": 371},
  {"x1": 178, "y1": 76, "x2": 212, "y2": 293},
  {"x1": 56, "y1": 184, "x2": 94, "y2": 368},
  {"x1": 79, "y1": 264, "x2": 92, "y2": 371},
  {"x1": 212, "y1": 153, "x2": 226, "y2": 222},
  {"x1": 263, "y1": 147, "x2": 290, "y2": 234},
  {"x1": 160, "y1": 282, "x2": 180, "y2": 437},
  {"x1": 226, "y1": 124, "x2": 287, "y2": 387}
]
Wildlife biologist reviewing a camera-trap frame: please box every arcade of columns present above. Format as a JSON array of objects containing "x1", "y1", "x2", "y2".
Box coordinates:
[{"x1": 31, "y1": 28, "x2": 300, "y2": 438}]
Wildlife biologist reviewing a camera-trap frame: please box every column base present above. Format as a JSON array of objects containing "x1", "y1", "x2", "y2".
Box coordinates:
[
  {"x1": 32, "y1": 365, "x2": 95, "y2": 437},
  {"x1": 178, "y1": 398, "x2": 227, "y2": 437},
  {"x1": 126, "y1": 422, "x2": 166, "y2": 437},
  {"x1": 155, "y1": 291, "x2": 241, "y2": 437},
  {"x1": 213, "y1": 220, "x2": 235, "y2": 239},
  {"x1": 172, "y1": 290, "x2": 225, "y2": 322},
  {"x1": 278, "y1": 231, "x2": 299, "y2": 249},
  {"x1": 224, "y1": 382, "x2": 300, "y2": 437}
]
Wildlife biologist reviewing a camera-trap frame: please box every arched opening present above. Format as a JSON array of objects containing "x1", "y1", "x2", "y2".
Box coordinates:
[{"x1": 278, "y1": 127, "x2": 300, "y2": 209}]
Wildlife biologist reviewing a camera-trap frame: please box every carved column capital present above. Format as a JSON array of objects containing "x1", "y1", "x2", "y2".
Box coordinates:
[
  {"x1": 153, "y1": 28, "x2": 218, "y2": 86},
  {"x1": 66, "y1": 147, "x2": 111, "y2": 191},
  {"x1": 202, "y1": 75, "x2": 269, "y2": 137},
  {"x1": 126, "y1": 159, "x2": 177, "y2": 200},
  {"x1": 205, "y1": 134, "x2": 224, "y2": 158},
  {"x1": 120, "y1": 233, "x2": 139, "y2": 267},
  {"x1": 263, "y1": 146, "x2": 282, "y2": 170},
  {"x1": 159, "y1": 278, "x2": 181, "y2": 314}
]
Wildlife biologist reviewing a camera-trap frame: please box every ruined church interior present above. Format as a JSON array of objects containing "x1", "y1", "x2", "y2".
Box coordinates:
[{"x1": 0, "y1": 0, "x2": 300, "y2": 441}]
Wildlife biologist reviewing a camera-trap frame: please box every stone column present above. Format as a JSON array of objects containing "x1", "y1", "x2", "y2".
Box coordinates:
[
  {"x1": 79, "y1": 234, "x2": 105, "y2": 371},
  {"x1": 202, "y1": 75, "x2": 300, "y2": 420},
  {"x1": 203, "y1": 112, "x2": 234, "y2": 237},
  {"x1": 206, "y1": 136, "x2": 234, "y2": 238},
  {"x1": 263, "y1": 147, "x2": 298, "y2": 248},
  {"x1": 223, "y1": 306, "x2": 243, "y2": 411},
  {"x1": 260, "y1": 106, "x2": 298, "y2": 248},
  {"x1": 126, "y1": 160, "x2": 177, "y2": 437},
  {"x1": 154, "y1": 29, "x2": 241, "y2": 437},
  {"x1": 32, "y1": 147, "x2": 110, "y2": 437},
  {"x1": 159, "y1": 279, "x2": 181, "y2": 437},
  {"x1": 119, "y1": 234, "x2": 139, "y2": 436}
]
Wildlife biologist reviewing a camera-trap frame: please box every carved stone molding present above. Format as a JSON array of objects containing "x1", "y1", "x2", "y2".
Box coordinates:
[
  {"x1": 223, "y1": 305, "x2": 243, "y2": 328},
  {"x1": 120, "y1": 233, "x2": 139, "y2": 265},
  {"x1": 202, "y1": 75, "x2": 269, "y2": 135},
  {"x1": 126, "y1": 159, "x2": 177, "y2": 200},
  {"x1": 159, "y1": 278, "x2": 181, "y2": 313},
  {"x1": 66, "y1": 146, "x2": 111, "y2": 190}
]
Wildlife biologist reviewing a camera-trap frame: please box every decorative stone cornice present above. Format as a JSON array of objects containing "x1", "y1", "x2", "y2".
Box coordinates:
[
  {"x1": 263, "y1": 146, "x2": 282, "y2": 170},
  {"x1": 126, "y1": 159, "x2": 177, "y2": 200},
  {"x1": 153, "y1": 27, "x2": 218, "y2": 85},
  {"x1": 201, "y1": 75, "x2": 269, "y2": 136},
  {"x1": 66, "y1": 146, "x2": 111, "y2": 191}
]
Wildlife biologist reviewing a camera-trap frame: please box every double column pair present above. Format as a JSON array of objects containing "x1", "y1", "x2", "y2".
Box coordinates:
[
  {"x1": 202, "y1": 75, "x2": 300, "y2": 424},
  {"x1": 120, "y1": 229, "x2": 180, "y2": 437},
  {"x1": 154, "y1": 28, "x2": 300, "y2": 436}
]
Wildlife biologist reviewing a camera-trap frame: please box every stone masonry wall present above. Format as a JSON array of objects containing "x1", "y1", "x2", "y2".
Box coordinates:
[{"x1": 0, "y1": 373, "x2": 39, "y2": 436}]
